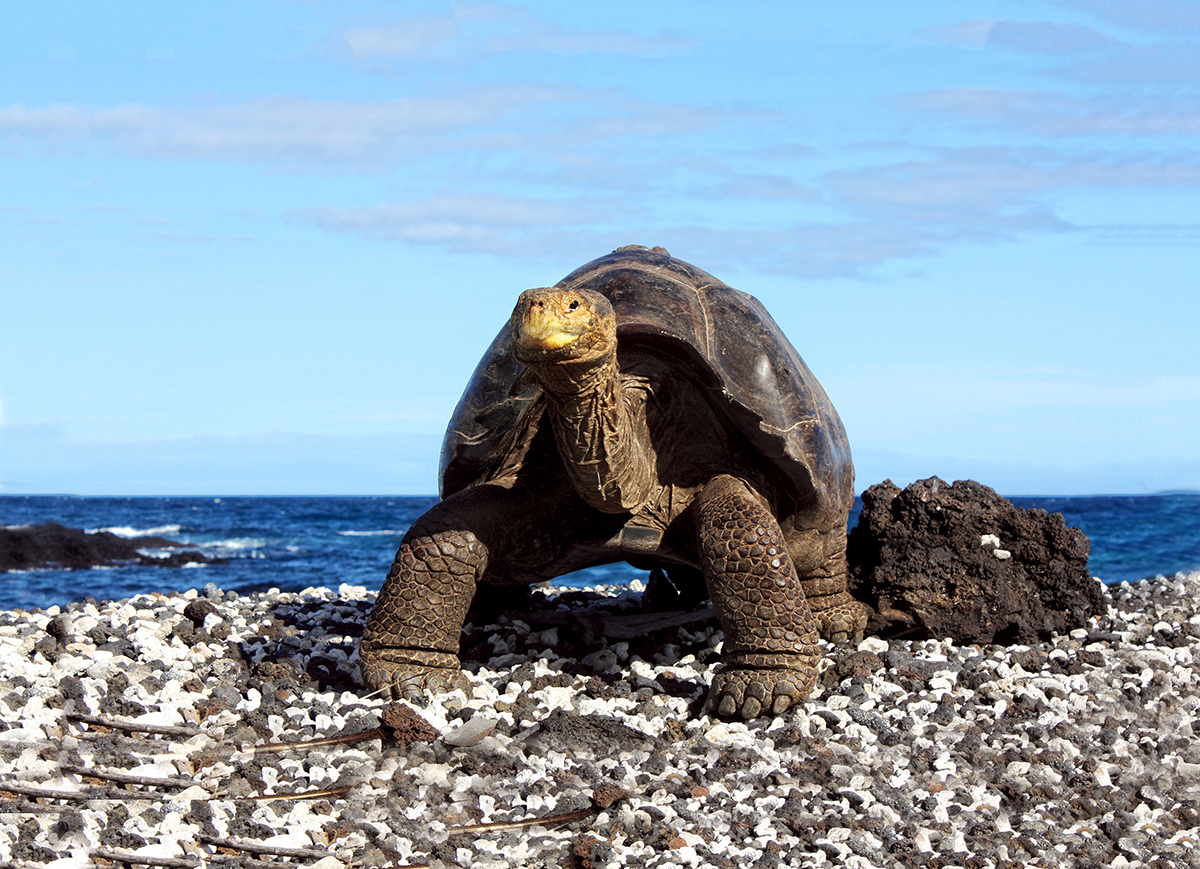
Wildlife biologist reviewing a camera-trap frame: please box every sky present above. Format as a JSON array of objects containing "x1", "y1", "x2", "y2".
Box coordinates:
[{"x1": 2, "y1": 1, "x2": 1199, "y2": 498}]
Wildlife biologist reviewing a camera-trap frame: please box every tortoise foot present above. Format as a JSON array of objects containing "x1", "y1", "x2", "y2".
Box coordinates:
[
  {"x1": 705, "y1": 659, "x2": 818, "y2": 720},
  {"x1": 361, "y1": 647, "x2": 470, "y2": 705},
  {"x1": 815, "y1": 599, "x2": 869, "y2": 644}
]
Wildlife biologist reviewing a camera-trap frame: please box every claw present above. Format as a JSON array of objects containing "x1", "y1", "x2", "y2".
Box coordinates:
[
  {"x1": 815, "y1": 601, "x2": 870, "y2": 645},
  {"x1": 706, "y1": 663, "x2": 816, "y2": 720},
  {"x1": 360, "y1": 650, "x2": 470, "y2": 706}
]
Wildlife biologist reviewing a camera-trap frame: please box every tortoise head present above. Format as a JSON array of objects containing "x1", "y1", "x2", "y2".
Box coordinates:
[{"x1": 511, "y1": 287, "x2": 616, "y2": 366}]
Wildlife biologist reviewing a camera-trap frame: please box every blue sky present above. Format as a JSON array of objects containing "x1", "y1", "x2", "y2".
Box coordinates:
[{"x1": 2, "y1": 1, "x2": 1198, "y2": 497}]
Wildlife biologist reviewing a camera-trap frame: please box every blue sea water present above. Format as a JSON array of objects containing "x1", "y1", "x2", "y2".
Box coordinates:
[{"x1": 1, "y1": 493, "x2": 1197, "y2": 613}]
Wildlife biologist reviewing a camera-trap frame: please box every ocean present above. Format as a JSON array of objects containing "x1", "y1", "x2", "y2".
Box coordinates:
[{"x1": 2, "y1": 493, "x2": 1198, "y2": 613}]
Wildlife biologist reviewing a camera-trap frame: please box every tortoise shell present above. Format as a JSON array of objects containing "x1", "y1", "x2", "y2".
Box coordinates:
[{"x1": 439, "y1": 245, "x2": 852, "y2": 518}]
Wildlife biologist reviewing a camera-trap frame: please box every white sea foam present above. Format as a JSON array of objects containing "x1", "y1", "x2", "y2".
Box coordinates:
[
  {"x1": 207, "y1": 538, "x2": 269, "y2": 551},
  {"x1": 338, "y1": 529, "x2": 403, "y2": 537},
  {"x1": 91, "y1": 524, "x2": 184, "y2": 539}
]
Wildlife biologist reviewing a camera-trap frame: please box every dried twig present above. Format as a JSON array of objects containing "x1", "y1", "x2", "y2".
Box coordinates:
[
  {"x1": 446, "y1": 806, "x2": 596, "y2": 835},
  {"x1": 242, "y1": 727, "x2": 387, "y2": 754},
  {"x1": 89, "y1": 848, "x2": 199, "y2": 868},
  {"x1": 59, "y1": 764, "x2": 215, "y2": 792},
  {"x1": 203, "y1": 857, "x2": 327, "y2": 869},
  {"x1": 196, "y1": 833, "x2": 332, "y2": 859},
  {"x1": 237, "y1": 784, "x2": 355, "y2": 801},
  {"x1": 0, "y1": 781, "x2": 172, "y2": 802},
  {"x1": 65, "y1": 712, "x2": 202, "y2": 738}
]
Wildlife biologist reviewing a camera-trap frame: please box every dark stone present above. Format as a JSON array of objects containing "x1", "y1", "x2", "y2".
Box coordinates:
[
  {"x1": 184, "y1": 599, "x2": 220, "y2": 625},
  {"x1": 848, "y1": 477, "x2": 1104, "y2": 645},
  {"x1": 46, "y1": 614, "x2": 72, "y2": 642},
  {"x1": 523, "y1": 710, "x2": 659, "y2": 757},
  {"x1": 58, "y1": 676, "x2": 85, "y2": 703},
  {"x1": 0, "y1": 522, "x2": 223, "y2": 573}
]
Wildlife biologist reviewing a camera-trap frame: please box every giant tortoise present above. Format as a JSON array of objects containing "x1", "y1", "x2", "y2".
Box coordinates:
[{"x1": 361, "y1": 245, "x2": 866, "y2": 718}]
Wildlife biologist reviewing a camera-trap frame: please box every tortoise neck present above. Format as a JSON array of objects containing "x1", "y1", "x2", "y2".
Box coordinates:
[{"x1": 529, "y1": 351, "x2": 654, "y2": 514}]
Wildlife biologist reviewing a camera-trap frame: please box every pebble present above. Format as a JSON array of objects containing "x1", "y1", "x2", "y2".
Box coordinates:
[{"x1": 2, "y1": 572, "x2": 1200, "y2": 867}]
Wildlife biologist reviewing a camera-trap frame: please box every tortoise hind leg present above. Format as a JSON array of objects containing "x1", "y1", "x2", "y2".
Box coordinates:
[
  {"x1": 361, "y1": 483, "x2": 539, "y2": 704},
  {"x1": 694, "y1": 474, "x2": 822, "y2": 719},
  {"x1": 792, "y1": 531, "x2": 868, "y2": 643}
]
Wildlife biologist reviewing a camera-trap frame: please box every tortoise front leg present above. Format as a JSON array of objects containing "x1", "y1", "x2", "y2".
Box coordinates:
[
  {"x1": 694, "y1": 475, "x2": 822, "y2": 719},
  {"x1": 361, "y1": 484, "x2": 528, "y2": 704}
]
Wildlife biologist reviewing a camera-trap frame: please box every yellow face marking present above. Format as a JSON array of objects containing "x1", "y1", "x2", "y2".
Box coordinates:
[
  {"x1": 520, "y1": 312, "x2": 580, "y2": 349},
  {"x1": 518, "y1": 296, "x2": 588, "y2": 350}
]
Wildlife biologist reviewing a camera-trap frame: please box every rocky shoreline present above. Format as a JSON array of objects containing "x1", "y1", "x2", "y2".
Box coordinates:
[
  {"x1": 2, "y1": 573, "x2": 1199, "y2": 868},
  {"x1": 0, "y1": 523, "x2": 220, "y2": 573}
]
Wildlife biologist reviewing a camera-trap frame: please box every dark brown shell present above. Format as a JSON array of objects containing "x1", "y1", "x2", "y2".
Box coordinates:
[{"x1": 439, "y1": 246, "x2": 852, "y2": 516}]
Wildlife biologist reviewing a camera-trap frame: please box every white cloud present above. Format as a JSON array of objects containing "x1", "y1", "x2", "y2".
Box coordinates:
[
  {"x1": 1068, "y1": 0, "x2": 1200, "y2": 33},
  {"x1": 481, "y1": 24, "x2": 698, "y2": 56},
  {"x1": 0, "y1": 87, "x2": 588, "y2": 169},
  {"x1": 0, "y1": 86, "x2": 741, "y2": 173},
  {"x1": 979, "y1": 21, "x2": 1200, "y2": 87},
  {"x1": 983, "y1": 20, "x2": 1122, "y2": 55},
  {"x1": 830, "y1": 146, "x2": 1200, "y2": 215},
  {"x1": 339, "y1": 16, "x2": 460, "y2": 59},
  {"x1": 284, "y1": 137, "x2": 1200, "y2": 275},
  {"x1": 289, "y1": 194, "x2": 635, "y2": 253},
  {"x1": 1085, "y1": 224, "x2": 1200, "y2": 246},
  {"x1": 898, "y1": 88, "x2": 1200, "y2": 137},
  {"x1": 919, "y1": 20, "x2": 1000, "y2": 50},
  {"x1": 320, "y1": 3, "x2": 698, "y2": 64}
]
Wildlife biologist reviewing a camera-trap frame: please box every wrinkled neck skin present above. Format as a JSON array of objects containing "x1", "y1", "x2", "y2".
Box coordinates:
[{"x1": 527, "y1": 349, "x2": 655, "y2": 514}]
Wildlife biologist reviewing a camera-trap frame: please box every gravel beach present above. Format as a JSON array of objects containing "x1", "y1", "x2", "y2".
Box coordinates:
[{"x1": 2, "y1": 572, "x2": 1199, "y2": 868}]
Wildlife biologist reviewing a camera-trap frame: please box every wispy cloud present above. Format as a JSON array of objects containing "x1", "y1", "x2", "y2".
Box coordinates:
[
  {"x1": 336, "y1": 16, "x2": 461, "y2": 59},
  {"x1": 0, "y1": 86, "x2": 740, "y2": 173},
  {"x1": 830, "y1": 146, "x2": 1200, "y2": 216},
  {"x1": 899, "y1": 87, "x2": 1200, "y2": 137},
  {"x1": 984, "y1": 20, "x2": 1122, "y2": 55},
  {"x1": 320, "y1": 1, "x2": 698, "y2": 64},
  {"x1": 284, "y1": 136, "x2": 1200, "y2": 275},
  {"x1": 0, "y1": 90, "x2": 578, "y2": 168},
  {"x1": 289, "y1": 194, "x2": 633, "y2": 253},
  {"x1": 1084, "y1": 224, "x2": 1200, "y2": 246},
  {"x1": 1066, "y1": 0, "x2": 1200, "y2": 33},
  {"x1": 8, "y1": 6, "x2": 1197, "y2": 279},
  {"x1": 923, "y1": 15, "x2": 1197, "y2": 67}
]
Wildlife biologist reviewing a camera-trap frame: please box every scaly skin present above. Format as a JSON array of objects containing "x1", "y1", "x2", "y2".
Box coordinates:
[
  {"x1": 360, "y1": 490, "x2": 490, "y2": 704},
  {"x1": 799, "y1": 542, "x2": 868, "y2": 644},
  {"x1": 695, "y1": 475, "x2": 822, "y2": 718}
]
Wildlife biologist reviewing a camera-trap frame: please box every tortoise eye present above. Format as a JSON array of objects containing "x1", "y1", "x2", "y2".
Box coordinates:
[{"x1": 568, "y1": 300, "x2": 580, "y2": 311}]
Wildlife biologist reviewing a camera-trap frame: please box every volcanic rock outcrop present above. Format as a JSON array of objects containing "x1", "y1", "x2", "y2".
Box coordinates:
[
  {"x1": 0, "y1": 522, "x2": 217, "y2": 573},
  {"x1": 847, "y1": 477, "x2": 1103, "y2": 644}
]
